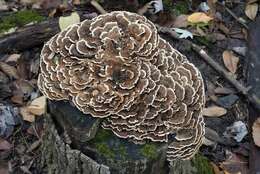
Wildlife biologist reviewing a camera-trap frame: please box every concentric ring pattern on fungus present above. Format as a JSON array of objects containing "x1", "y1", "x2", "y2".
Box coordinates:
[{"x1": 38, "y1": 11, "x2": 205, "y2": 161}]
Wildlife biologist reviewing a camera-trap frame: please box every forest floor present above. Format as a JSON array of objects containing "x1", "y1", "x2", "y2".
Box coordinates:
[{"x1": 0, "y1": 0, "x2": 259, "y2": 173}]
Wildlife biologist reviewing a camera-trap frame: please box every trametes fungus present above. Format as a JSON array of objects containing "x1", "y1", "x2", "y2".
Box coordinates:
[{"x1": 38, "y1": 11, "x2": 205, "y2": 161}]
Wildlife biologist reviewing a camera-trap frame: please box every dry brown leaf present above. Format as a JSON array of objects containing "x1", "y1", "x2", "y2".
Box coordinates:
[
  {"x1": 252, "y1": 117, "x2": 260, "y2": 147},
  {"x1": 220, "y1": 151, "x2": 248, "y2": 174},
  {"x1": 20, "y1": 107, "x2": 35, "y2": 122},
  {"x1": 218, "y1": 23, "x2": 230, "y2": 35},
  {"x1": 210, "y1": 33, "x2": 226, "y2": 41},
  {"x1": 27, "y1": 96, "x2": 46, "y2": 116},
  {"x1": 173, "y1": 15, "x2": 188, "y2": 28},
  {"x1": 0, "y1": 138, "x2": 12, "y2": 150},
  {"x1": 5, "y1": 54, "x2": 21, "y2": 63},
  {"x1": 11, "y1": 94, "x2": 24, "y2": 105},
  {"x1": 14, "y1": 80, "x2": 34, "y2": 95},
  {"x1": 210, "y1": 162, "x2": 222, "y2": 174},
  {"x1": 203, "y1": 106, "x2": 227, "y2": 117},
  {"x1": 187, "y1": 12, "x2": 213, "y2": 24},
  {"x1": 0, "y1": 62, "x2": 19, "y2": 79},
  {"x1": 245, "y1": 3, "x2": 258, "y2": 20},
  {"x1": 222, "y1": 50, "x2": 239, "y2": 74},
  {"x1": 72, "y1": 0, "x2": 81, "y2": 5},
  {"x1": 0, "y1": 162, "x2": 9, "y2": 174}
]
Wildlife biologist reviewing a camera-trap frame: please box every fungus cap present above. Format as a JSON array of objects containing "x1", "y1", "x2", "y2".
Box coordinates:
[{"x1": 38, "y1": 11, "x2": 205, "y2": 161}]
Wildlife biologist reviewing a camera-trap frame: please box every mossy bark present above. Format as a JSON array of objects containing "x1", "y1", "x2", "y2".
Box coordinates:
[
  {"x1": 40, "y1": 101, "x2": 213, "y2": 174},
  {"x1": 41, "y1": 113, "x2": 110, "y2": 174}
]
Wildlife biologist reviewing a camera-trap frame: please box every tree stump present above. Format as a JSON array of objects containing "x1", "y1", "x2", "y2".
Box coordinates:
[{"x1": 40, "y1": 100, "x2": 211, "y2": 174}]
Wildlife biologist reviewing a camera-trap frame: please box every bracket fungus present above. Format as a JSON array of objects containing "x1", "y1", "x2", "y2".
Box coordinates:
[{"x1": 38, "y1": 11, "x2": 205, "y2": 161}]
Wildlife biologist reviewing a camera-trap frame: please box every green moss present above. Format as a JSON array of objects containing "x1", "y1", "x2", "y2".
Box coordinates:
[
  {"x1": 118, "y1": 145, "x2": 127, "y2": 160},
  {"x1": 0, "y1": 10, "x2": 44, "y2": 33},
  {"x1": 140, "y1": 144, "x2": 158, "y2": 160},
  {"x1": 163, "y1": 0, "x2": 173, "y2": 8},
  {"x1": 95, "y1": 143, "x2": 115, "y2": 159},
  {"x1": 192, "y1": 154, "x2": 214, "y2": 174},
  {"x1": 89, "y1": 129, "x2": 116, "y2": 159},
  {"x1": 171, "y1": 1, "x2": 189, "y2": 16},
  {"x1": 93, "y1": 128, "x2": 113, "y2": 143},
  {"x1": 194, "y1": 36, "x2": 213, "y2": 49}
]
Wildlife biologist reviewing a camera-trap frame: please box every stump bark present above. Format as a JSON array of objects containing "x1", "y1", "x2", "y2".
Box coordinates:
[{"x1": 40, "y1": 100, "x2": 207, "y2": 174}]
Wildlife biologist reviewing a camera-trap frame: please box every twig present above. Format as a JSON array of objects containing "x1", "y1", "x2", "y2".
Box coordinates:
[
  {"x1": 217, "y1": 2, "x2": 248, "y2": 29},
  {"x1": 157, "y1": 25, "x2": 260, "y2": 109},
  {"x1": 90, "y1": 0, "x2": 107, "y2": 14}
]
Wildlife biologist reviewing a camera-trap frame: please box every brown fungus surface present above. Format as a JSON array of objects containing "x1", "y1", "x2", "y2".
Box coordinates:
[{"x1": 38, "y1": 11, "x2": 205, "y2": 161}]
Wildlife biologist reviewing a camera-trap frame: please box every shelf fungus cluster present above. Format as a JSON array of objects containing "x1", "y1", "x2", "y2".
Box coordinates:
[{"x1": 38, "y1": 11, "x2": 205, "y2": 161}]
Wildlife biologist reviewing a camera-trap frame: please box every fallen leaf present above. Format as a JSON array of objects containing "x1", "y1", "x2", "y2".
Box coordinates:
[
  {"x1": 232, "y1": 46, "x2": 247, "y2": 56},
  {"x1": 248, "y1": 0, "x2": 259, "y2": 3},
  {"x1": 0, "y1": 104, "x2": 20, "y2": 137},
  {"x1": 224, "y1": 121, "x2": 248, "y2": 142},
  {"x1": 27, "y1": 96, "x2": 46, "y2": 116},
  {"x1": 210, "y1": 33, "x2": 226, "y2": 41},
  {"x1": 0, "y1": 62, "x2": 19, "y2": 79},
  {"x1": 173, "y1": 28, "x2": 193, "y2": 39},
  {"x1": 0, "y1": 0, "x2": 8, "y2": 11},
  {"x1": 11, "y1": 94, "x2": 24, "y2": 105},
  {"x1": 20, "y1": 107, "x2": 35, "y2": 122},
  {"x1": 203, "y1": 106, "x2": 227, "y2": 117},
  {"x1": 0, "y1": 138, "x2": 12, "y2": 150},
  {"x1": 72, "y1": 0, "x2": 81, "y2": 5},
  {"x1": 245, "y1": 3, "x2": 258, "y2": 20},
  {"x1": 210, "y1": 162, "x2": 222, "y2": 174},
  {"x1": 173, "y1": 15, "x2": 188, "y2": 28},
  {"x1": 14, "y1": 80, "x2": 34, "y2": 95},
  {"x1": 59, "y1": 12, "x2": 80, "y2": 31},
  {"x1": 199, "y1": 2, "x2": 210, "y2": 12},
  {"x1": 252, "y1": 117, "x2": 260, "y2": 147},
  {"x1": 202, "y1": 137, "x2": 216, "y2": 146},
  {"x1": 214, "y1": 87, "x2": 234, "y2": 95},
  {"x1": 222, "y1": 50, "x2": 239, "y2": 74},
  {"x1": 40, "y1": 0, "x2": 62, "y2": 9},
  {"x1": 148, "y1": 0, "x2": 163, "y2": 14},
  {"x1": 5, "y1": 54, "x2": 21, "y2": 63},
  {"x1": 218, "y1": 23, "x2": 230, "y2": 35},
  {"x1": 220, "y1": 151, "x2": 249, "y2": 174},
  {"x1": 205, "y1": 127, "x2": 221, "y2": 143},
  {"x1": 187, "y1": 12, "x2": 213, "y2": 24},
  {"x1": 0, "y1": 161, "x2": 9, "y2": 174}
]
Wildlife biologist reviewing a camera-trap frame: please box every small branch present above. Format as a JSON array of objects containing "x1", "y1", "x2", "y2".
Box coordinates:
[
  {"x1": 157, "y1": 26, "x2": 260, "y2": 109},
  {"x1": 90, "y1": 0, "x2": 107, "y2": 14},
  {"x1": 217, "y1": 2, "x2": 248, "y2": 29},
  {"x1": 0, "y1": 11, "x2": 94, "y2": 54}
]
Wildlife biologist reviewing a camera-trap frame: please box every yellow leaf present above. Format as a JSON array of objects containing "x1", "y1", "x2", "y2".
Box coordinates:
[
  {"x1": 245, "y1": 3, "x2": 258, "y2": 20},
  {"x1": 252, "y1": 117, "x2": 260, "y2": 147},
  {"x1": 59, "y1": 12, "x2": 80, "y2": 31},
  {"x1": 222, "y1": 50, "x2": 239, "y2": 74},
  {"x1": 27, "y1": 96, "x2": 46, "y2": 116},
  {"x1": 203, "y1": 106, "x2": 227, "y2": 117},
  {"x1": 187, "y1": 12, "x2": 213, "y2": 24},
  {"x1": 20, "y1": 107, "x2": 35, "y2": 122}
]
